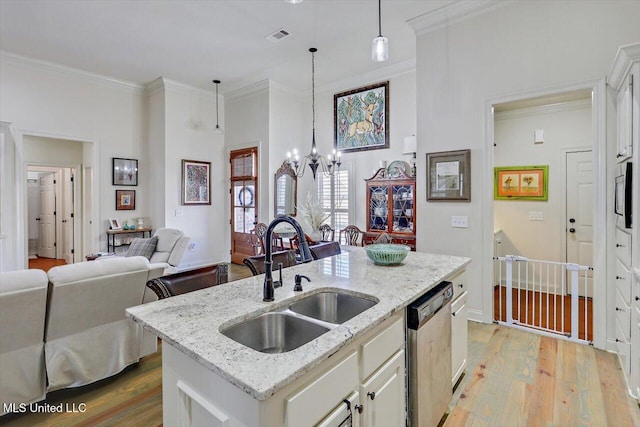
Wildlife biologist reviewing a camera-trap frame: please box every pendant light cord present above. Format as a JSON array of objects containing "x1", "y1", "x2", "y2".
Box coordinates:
[
  {"x1": 378, "y1": 0, "x2": 382, "y2": 37},
  {"x1": 312, "y1": 50, "x2": 315, "y2": 133}
]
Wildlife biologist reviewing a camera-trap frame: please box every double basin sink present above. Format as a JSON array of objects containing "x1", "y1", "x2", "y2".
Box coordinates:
[{"x1": 220, "y1": 291, "x2": 378, "y2": 354}]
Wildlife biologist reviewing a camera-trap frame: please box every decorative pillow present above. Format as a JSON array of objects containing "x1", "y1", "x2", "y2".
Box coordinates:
[{"x1": 125, "y1": 236, "x2": 158, "y2": 260}]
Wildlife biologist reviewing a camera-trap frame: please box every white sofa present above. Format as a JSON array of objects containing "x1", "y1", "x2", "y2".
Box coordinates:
[
  {"x1": 0, "y1": 269, "x2": 49, "y2": 415},
  {"x1": 45, "y1": 256, "x2": 158, "y2": 391},
  {"x1": 149, "y1": 228, "x2": 190, "y2": 271}
]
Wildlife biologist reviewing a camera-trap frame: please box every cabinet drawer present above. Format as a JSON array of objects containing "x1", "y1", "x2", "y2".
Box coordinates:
[
  {"x1": 615, "y1": 319, "x2": 631, "y2": 377},
  {"x1": 360, "y1": 316, "x2": 404, "y2": 381},
  {"x1": 615, "y1": 287, "x2": 632, "y2": 340},
  {"x1": 286, "y1": 351, "x2": 358, "y2": 427},
  {"x1": 616, "y1": 227, "x2": 632, "y2": 267},
  {"x1": 449, "y1": 270, "x2": 467, "y2": 302},
  {"x1": 616, "y1": 258, "x2": 632, "y2": 305}
]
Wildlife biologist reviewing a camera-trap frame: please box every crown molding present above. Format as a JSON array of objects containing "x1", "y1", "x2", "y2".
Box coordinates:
[
  {"x1": 0, "y1": 50, "x2": 144, "y2": 93},
  {"x1": 225, "y1": 79, "x2": 271, "y2": 102},
  {"x1": 407, "y1": 0, "x2": 511, "y2": 36},
  {"x1": 144, "y1": 77, "x2": 216, "y2": 100},
  {"x1": 317, "y1": 58, "x2": 416, "y2": 95},
  {"x1": 495, "y1": 99, "x2": 591, "y2": 121},
  {"x1": 608, "y1": 42, "x2": 640, "y2": 89}
]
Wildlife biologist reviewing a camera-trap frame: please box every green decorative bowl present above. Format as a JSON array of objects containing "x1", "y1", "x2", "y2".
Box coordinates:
[{"x1": 364, "y1": 244, "x2": 410, "y2": 266}]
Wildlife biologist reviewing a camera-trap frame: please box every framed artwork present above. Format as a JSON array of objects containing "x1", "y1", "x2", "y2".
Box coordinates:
[
  {"x1": 426, "y1": 149, "x2": 471, "y2": 201},
  {"x1": 182, "y1": 159, "x2": 211, "y2": 205},
  {"x1": 494, "y1": 165, "x2": 548, "y2": 201},
  {"x1": 112, "y1": 158, "x2": 138, "y2": 186},
  {"x1": 108, "y1": 219, "x2": 121, "y2": 230},
  {"x1": 334, "y1": 81, "x2": 389, "y2": 153},
  {"x1": 115, "y1": 190, "x2": 136, "y2": 210},
  {"x1": 615, "y1": 162, "x2": 632, "y2": 228}
]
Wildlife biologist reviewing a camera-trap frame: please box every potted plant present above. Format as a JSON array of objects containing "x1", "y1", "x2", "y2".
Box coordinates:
[{"x1": 297, "y1": 194, "x2": 330, "y2": 241}]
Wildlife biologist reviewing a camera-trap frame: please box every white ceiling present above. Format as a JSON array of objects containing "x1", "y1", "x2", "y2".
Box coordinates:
[{"x1": 0, "y1": 0, "x2": 455, "y2": 94}]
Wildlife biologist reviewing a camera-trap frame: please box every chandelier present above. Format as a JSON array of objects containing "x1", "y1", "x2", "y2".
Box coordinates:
[{"x1": 286, "y1": 48, "x2": 341, "y2": 180}]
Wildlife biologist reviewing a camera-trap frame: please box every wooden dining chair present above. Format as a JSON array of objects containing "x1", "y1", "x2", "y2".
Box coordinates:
[
  {"x1": 242, "y1": 250, "x2": 297, "y2": 276},
  {"x1": 318, "y1": 224, "x2": 335, "y2": 242},
  {"x1": 254, "y1": 222, "x2": 284, "y2": 253},
  {"x1": 372, "y1": 232, "x2": 393, "y2": 244},
  {"x1": 340, "y1": 225, "x2": 363, "y2": 246}
]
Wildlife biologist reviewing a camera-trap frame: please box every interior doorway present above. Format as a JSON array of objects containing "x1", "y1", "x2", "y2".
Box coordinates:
[
  {"x1": 489, "y1": 84, "x2": 604, "y2": 345},
  {"x1": 27, "y1": 165, "x2": 78, "y2": 269}
]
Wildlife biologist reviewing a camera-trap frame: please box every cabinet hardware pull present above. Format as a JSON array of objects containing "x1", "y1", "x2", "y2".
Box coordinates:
[
  {"x1": 367, "y1": 392, "x2": 375, "y2": 400},
  {"x1": 354, "y1": 404, "x2": 364, "y2": 414},
  {"x1": 616, "y1": 307, "x2": 624, "y2": 312},
  {"x1": 458, "y1": 284, "x2": 464, "y2": 288},
  {"x1": 636, "y1": 296, "x2": 639, "y2": 302},
  {"x1": 616, "y1": 243, "x2": 625, "y2": 247},
  {"x1": 616, "y1": 276, "x2": 625, "y2": 280}
]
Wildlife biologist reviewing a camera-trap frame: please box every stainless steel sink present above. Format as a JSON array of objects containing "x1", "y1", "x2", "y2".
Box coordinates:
[
  {"x1": 220, "y1": 312, "x2": 330, "y2": 354},
  {"x1": 289, "y1": 291, "x2": 377, "y2": 324}
]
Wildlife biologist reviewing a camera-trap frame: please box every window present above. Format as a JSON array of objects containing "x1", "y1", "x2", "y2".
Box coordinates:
[{"x1": 318, "y1": 166, "x2": 351, "y2": 233}]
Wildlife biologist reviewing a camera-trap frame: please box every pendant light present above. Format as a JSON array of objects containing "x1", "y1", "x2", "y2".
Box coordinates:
[
  {"x1": 286, "y1": 48, "x2": 341, "y2": 180},
  {"x1": 212, "y1": 79, "x2": 223, "y2": 134},
  {"x1": 372, "y1": 0, "x2": 388, "y2": 62}
]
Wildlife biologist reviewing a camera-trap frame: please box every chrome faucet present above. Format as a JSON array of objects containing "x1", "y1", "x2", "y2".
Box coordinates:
[{"x1": 263, "y1": 216, "x2": 313, "y2": 302}]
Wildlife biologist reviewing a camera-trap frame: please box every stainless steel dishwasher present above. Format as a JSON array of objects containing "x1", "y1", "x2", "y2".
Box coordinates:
[{"x1": 407, "y1": 280, "x2": 454, "y2": 427}]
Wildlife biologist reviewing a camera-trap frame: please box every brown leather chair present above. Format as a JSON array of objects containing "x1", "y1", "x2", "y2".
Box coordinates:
[
  {"x1": 145, "y1": 263, "x2": 229, "y2": 299},
  {"x1": 243, "y1": 250, "x2": 297, "y2": 276},
  {"x1": 339, "y1": 225, "x2": 363, "y2": 246},
  {"x1": 310, "y1": 241, "x2": 341, "y2": 260},
  {"x1": 372, "y1": 232, "x2": 393, "y2": 244}
]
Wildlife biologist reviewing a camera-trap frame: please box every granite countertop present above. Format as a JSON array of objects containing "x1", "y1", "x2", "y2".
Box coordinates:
[{"x1": 126, "y1": 247, "x2": 470, "y2": 401}]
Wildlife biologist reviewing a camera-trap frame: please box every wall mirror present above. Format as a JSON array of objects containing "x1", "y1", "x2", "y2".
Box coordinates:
[{"x1": 274, "y1": 161, "x2": 297, "y2": 217}]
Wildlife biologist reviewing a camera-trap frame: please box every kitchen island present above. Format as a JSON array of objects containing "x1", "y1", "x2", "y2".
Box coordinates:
[{"x1": 127, "y1": 247, "x2": 470, "y2": 426}]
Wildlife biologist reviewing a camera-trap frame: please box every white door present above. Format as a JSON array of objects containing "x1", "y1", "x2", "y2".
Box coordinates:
[
  {"x1": 37, "y1": 173, "x2": 56, "y2": 258},
  {"x1": 62, "y1": 168, "x2": 75, "y2": 263},
  {"x1": 566, "y1": 150, "x2": 593, "y2": 297}
]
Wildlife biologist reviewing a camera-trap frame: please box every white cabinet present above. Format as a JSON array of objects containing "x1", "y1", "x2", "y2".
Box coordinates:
[
  {"x1": 360, "y1": 349, "x2": 405, "y2": 427},
  {"x1": 610, "y1": 42, "x2": 640, "y2": 400},
  {"x1": 451, "y1": 291, "x2": 468, "y2": 387}
]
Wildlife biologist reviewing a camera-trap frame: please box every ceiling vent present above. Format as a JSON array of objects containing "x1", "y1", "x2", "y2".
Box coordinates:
[{"x1": 265, "y1": 28, "x2": 291, "y2": 42}]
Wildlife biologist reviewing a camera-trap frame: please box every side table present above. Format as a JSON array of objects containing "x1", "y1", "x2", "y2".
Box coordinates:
[{"x1": 106, "y1": 228, "x2": 153, "y2": 253}]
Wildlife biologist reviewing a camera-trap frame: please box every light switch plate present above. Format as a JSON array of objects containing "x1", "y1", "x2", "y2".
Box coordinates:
[
  {"x1": 451, "y1": 216, "x2": 468, "y2": 228},
  {"x1": 528, "y1": 211, "x2": 544, "y2": 221}
]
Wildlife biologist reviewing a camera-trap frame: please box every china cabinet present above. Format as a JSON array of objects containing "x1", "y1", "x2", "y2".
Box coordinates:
[{"x1": 364, "y1": 168, "x2": 416, "y2": 250}]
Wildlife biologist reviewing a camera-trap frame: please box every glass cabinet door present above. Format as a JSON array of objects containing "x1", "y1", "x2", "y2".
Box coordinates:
[
  {"x1": 369, "y1": 185, "x2": 388, "y2": 231},
  {"x1": 391, "y1": 184, "x2": 414, "y2": 233}
]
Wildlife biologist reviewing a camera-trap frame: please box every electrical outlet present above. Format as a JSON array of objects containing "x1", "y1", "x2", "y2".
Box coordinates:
[{"x1": 451, "y1": 216, "x2": 468, "y2": 228}]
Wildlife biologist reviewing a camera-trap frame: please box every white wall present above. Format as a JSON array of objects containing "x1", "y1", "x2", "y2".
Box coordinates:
[
  {"x1": 413, "y1": 0, "x2": 640, "y2": 322},
  {"x1": 298, "y1": 69, "x2": 418, "y2": 232},
  {"x1": 162, "y1": 80, "x2": 227, "y2": 268},
  {"x1": 494, "y1": 101, "x2": 592, "y2": 262},
  {"x1": 226, "y1": 83, "x2": 270, "y2": 225},
  {"x1": 0, "y1": 53, "x2": 145, "y2": 262}
]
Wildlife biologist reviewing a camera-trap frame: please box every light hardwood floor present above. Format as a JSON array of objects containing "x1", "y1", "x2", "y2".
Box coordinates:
[{"x1": 2, "y1": 318, "x2": 638, "y2": 425}]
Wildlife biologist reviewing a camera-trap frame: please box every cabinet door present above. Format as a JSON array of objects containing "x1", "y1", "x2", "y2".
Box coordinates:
[
  {"x1": 451, "y1": 292, "x2": 468, "y2": 387},
  {"x1": 360, "y1": 349, "x2": 405, "y2": 427},
  {"x1": 368, "y1": 185, "x2": 388, "y2": 232},
  {"x1": 616, "y1": 73, "x2": 633, "y2": 161},
  {"x1": 391, "y1": 184, "x2": 414, "y2": 233}
]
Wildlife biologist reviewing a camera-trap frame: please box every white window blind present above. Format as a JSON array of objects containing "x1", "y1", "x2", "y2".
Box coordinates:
[{"x1": 318, "y1": 168, "x2": 350, "y2": 233}]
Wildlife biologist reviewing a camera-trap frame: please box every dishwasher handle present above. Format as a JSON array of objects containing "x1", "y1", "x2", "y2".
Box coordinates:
[{"x1": 407, "y1": 281, "x2": 453, "y2": 330}]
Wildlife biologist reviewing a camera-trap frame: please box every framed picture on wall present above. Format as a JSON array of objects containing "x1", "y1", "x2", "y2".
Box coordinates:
[
  {"x1": 334, "y1": 81, "x2": 389, "y2": 153},
  {"x1": 426, "y1": 149, "x2": 471, "y2": 201},
  {"x1": 494, "y1": 165, "x2": 548, "y2": 201},
  {"x1": 112, "y1": 158, "x2": 138, "y2": 186},
  {"x1": 182, "y1": 159, "x2": 211, "y2": 205},
  {"x1": 115, "y1": 190, "x2": 136, "y2": 210}
]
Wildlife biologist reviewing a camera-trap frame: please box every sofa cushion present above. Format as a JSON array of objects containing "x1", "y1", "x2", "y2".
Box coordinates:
[
  {"x1": 154, "y1": 228, "x2": 183, "y2": 252},
  {"x1": 125, "y1": 237, "x2": 158, "y2": 260}
]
